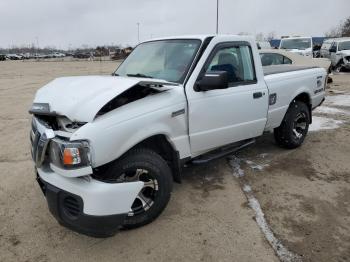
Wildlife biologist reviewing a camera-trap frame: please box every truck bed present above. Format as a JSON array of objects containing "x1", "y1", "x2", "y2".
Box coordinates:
[{"x1": 263, "y1": 65, "x2": 318, "y2": 76}]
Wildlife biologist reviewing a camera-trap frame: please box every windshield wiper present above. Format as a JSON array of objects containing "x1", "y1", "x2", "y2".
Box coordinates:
[{"x1": 127, "y1": 73, "x2": 153, "y2": 78}]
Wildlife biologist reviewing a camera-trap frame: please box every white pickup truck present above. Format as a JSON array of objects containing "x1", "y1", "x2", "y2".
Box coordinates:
[
  {"x1": 279, "y1": 36, "x2": 314, "y2": 58},
  {"x1": 29, "y1": 35, "x2": 326, "y2": 237}
]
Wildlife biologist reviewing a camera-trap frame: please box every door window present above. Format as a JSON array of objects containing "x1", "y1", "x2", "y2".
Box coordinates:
[
  {"x1": 205, "y1": 44, "x2": 256, "y2": 86},
  {"x1": 283, "y1": 56, "x2": 292, "y2": 64}
]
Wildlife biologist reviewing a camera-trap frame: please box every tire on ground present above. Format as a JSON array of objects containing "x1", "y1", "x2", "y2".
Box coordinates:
[
  {"x1": 104, "y1": 148, "x2": 173, "y2": 229},
  {"x1": 274, "y1": 101, "x2": 310, "y2": 149}
]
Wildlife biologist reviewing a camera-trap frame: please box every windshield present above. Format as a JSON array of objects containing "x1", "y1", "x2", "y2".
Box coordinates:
[
  {"x1": 338, "y1": 41, "x2": 350, "y2": 51},
  {"x1": 280, "y1": 38, "x2": 311, "y2": 50},
  {"x1": 115, "y1": 39, "x2": 201, "y2": 83}
]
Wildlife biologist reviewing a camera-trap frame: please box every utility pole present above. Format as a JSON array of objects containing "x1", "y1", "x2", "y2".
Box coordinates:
[
  {"x1": 216, "y1": 0, "x2": 219, "y2": 34},
  {"x1": 137, "y1": 22, "x2": 140, "y2": 43}
]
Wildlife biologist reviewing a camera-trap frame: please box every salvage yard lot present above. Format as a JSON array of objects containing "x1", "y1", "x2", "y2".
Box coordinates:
[{"x1": 0, "y1": 61, "x2": 349, "y2": 262}]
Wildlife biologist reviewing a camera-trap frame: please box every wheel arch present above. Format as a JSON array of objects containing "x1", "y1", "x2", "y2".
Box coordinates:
[
  {"x1": 93, "y1": 134, "x2": 183, "y2": 183},
  {"x1": 290, "y1": 92, "x2": 312, "y2": 123},
  {"x1": 131, "y1": 134, "x2": 183, "y2": 183}
]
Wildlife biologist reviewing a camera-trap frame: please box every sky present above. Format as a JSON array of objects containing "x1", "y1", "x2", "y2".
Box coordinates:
[{"x1": 0, "y1": 0, "x2": 349, "y2": 49}]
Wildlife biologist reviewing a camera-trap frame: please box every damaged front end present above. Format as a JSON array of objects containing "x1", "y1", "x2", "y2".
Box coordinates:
[{"x1": 29, "y1": 113, "x2": 92, "y2": 177}]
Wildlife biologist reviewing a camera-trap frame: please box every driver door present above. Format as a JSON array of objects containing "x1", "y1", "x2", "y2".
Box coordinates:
[{"x1": 185, "y1": 40, "x2": 268, "y2": 155}]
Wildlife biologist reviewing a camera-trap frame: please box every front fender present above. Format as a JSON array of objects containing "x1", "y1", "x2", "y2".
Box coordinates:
[{"x1": 71, "y1": 92, "x2": 189, "y2": 167}]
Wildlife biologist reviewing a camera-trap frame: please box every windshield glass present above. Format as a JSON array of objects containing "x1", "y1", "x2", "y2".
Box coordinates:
[
  {"x1": 338, "y1": 41, "x2": 350, "y2": 51},
  {"x1": 280, "y1": 38, "x2": 311, "y2": 50},
  {"x1": 115, "y1": 39, "x2": 201, "y2": 83}
]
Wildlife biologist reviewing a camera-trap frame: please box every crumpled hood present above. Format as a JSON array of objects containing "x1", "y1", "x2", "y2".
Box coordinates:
[{"x1": 33, "y1": 76, "x2": 176, "y2": 122}]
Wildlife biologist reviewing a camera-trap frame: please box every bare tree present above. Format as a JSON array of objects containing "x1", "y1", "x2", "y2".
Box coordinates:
[
  {"x1": 341, "y1": 17, "x2": 350, "y2": 37},
  {"x1": 324, "y1": 16, "x2": 350, "y2": 37},
  {"x1": 255, "y1": 32, "x2": 264, "y2": 42},
  {"x1": 325, "y1": 25, "x2": 343, "y2": 38},
  {"x1": 266, "y1": 31, "x2": 276, "y2": 41}
]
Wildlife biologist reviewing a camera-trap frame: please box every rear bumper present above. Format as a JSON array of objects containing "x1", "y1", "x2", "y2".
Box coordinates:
[
  {"x1": 36, "y1": 167, "x2": 143, "y2": 237},
  {"x1": 37, "y1": 176, "x2": 126, "y2": 237}
]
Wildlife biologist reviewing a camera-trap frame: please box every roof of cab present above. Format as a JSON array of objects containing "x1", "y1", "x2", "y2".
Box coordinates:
[{"x1": 141, "y1": 34, "x2": 255, "y2": 43}]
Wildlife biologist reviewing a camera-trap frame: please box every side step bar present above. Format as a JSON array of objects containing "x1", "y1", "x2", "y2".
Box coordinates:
[{"x1": 190, "y1": 139, "x2": 255, "y2": 165}]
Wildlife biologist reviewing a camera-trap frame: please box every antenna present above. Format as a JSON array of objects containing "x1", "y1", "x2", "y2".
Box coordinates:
[{"x1": 216, "y1": 0, "x2": 219, "y2": 34}]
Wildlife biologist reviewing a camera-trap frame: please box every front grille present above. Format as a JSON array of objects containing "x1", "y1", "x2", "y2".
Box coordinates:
[
  {"x1": 30, "y1": 117, "x2": 54, "y2": 167},
  {"x1": 63, "y1": 196, "x2": 81, "y2": 218}
]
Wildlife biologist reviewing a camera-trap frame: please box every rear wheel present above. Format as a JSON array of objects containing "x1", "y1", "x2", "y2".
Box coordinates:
[
  {"x1": 274, "y1": 101, "x2": 310, "y2": 149},
  {"x1": 103, "y1": 148, "x2": 173, "y2": 229},
  {"x1": 334, "y1": 61, "x2": 344, "y2": 73}
]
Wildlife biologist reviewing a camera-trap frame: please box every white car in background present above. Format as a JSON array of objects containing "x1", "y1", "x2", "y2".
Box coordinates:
[
  {"x1": 52, "y1": 52, "x2": 66, "y2": 58},
  {"x1": 320, "y1": 38, "x2": 336, "y2": 59},
  {"x1": 259, "y1": 49, "x2": 331, "y2": 73},
  {"x1": 329, "y1": 38, "x2": 350, "y2": 72},
  {"x1": 279, "y1": 36, "x2": 313, "y2": 58},
  {"x1": 257, "y1": 41, "x2": 271, "y2": 49}
]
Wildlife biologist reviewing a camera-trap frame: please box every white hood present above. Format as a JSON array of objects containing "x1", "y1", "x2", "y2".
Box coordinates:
[{"x1": 33, "y1": 76, "x2": 176, "y2": 122}]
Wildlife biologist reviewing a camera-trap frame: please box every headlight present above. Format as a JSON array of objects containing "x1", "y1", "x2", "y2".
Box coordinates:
[{"x1": 50, "y1": 138, "x2": 90, "y2": 169}]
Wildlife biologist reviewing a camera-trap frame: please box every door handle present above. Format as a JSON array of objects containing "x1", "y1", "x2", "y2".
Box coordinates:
[{"x1": 253, "y1": 92, "x2": 263, "y2": 99}]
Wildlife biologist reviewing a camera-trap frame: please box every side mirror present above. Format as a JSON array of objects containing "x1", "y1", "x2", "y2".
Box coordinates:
[
  {"x1": 329, "y1": 47, "x2": 336, "y2": 53},
  {"x1": 195, "y1": 71, "x2": 228, "y2": 91}
]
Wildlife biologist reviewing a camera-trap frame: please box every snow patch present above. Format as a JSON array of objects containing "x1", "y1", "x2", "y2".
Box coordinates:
[
  {"x1": 246, "y1": 194, "x2": 301, "y2": 262},
  {"x1": 228, "y1": 156, "x2": 245, "y2": 178},
  {"x1": 328, "y1": 89, "x2": 345, "y2": 94},
  {"x1": 325, "y1": 95, "x2": 350, "y2": 107},
  {"x1": 243, "y1": 184, "x2": 252, "y2": 193},
  {"x1": 309, "y1": 116, "x2": 343, "y2": 131},
  {"x1": 228, "y1": 155, "x2": 301, "y2": 262},
  {"x1": 245, "y1": 160, "x2": 270, "y2": 171},
  {"x1": 314, "y1": 106, "x2": 350, "y2": 116},
  {"x1": 259, "y1": 153, "x2": 269, "y2": 159}
]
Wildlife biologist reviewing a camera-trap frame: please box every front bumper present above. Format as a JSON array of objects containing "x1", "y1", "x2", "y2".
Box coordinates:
[{"x1": 37, "y1": 167, "x2": 143, "y2": 237}]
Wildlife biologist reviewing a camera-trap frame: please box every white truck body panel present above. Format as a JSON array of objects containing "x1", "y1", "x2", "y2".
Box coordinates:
[
  {"x1": 29, "y1": 35, "x2": 326, "y2": 234},
  {"x1": 37, "y1": 167, "x2": 143, "y2": 216},
  {"x1": 72, "y1": 86, "x2": 191, "y2": 166},
  {"x1": 264, "y1": 67, "x2": 326, "y2": 130},
  {"x1": 185, "y1": 36, "x2": 269, "y2": 155}
]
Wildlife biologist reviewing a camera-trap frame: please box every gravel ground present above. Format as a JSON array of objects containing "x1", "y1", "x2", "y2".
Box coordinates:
[
  {"x1": 0, "y1": 60, "x2": 349, "y2": 262},
  {"x1": 232, "y1": 73, "x2": 350, "y2": 262}
]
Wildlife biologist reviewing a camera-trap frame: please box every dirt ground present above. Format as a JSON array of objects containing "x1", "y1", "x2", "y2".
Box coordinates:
[
  {"x1": 234, "y1": 74, "x2": 350, "y2": 262},
  {"x1": 0, "y1": 60, "x2": 349, "y2": 262}
]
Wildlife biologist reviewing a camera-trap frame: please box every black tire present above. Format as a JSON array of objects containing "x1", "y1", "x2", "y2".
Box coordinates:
[
  {"x1": 334, "y1": 62, "x2": 344, "y2": 73},
  {"x1": 103, "y1": 148, "x2": 173, "y2": 229},
  {"x1": 274, "y1": 101, "x2": 310, "y2": 149}
]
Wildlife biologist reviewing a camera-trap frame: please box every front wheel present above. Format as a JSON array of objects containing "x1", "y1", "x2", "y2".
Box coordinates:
[
  {"x1": 274, "y1": 101, "x2": 310, "y2": 149},
  {"x1": 103, "y1": 148, "x2": 173, "y2": 229}
]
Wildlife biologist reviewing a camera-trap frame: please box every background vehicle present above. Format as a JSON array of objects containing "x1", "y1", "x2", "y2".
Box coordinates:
[
  {"x1": 30, "y1": 35, "x2": 326, "y2": 237},
  {"x1": 52, "y1": 52, "x2": 66, "y2": 58},
  {"x1": 0, "y1": 54, "x2": 6, "y2": 61},
  {"x1": 257, "y1": 41, "x2": 272, "y2": 49},
  {"x1": 6, "y1": 54, "x2": 23, "y2": 60},
  {"x1": 279, "y1": 36, "x2": 313, "y2": 57},
  {"x1": 320, "y1": 38, "x2": 336, "y2": 58},
  {"x1": 259, "y1": 49, "x2": 331, "y2": 72},
  {"x1": 73, "y1": 52, "x2": 91, "y2": 59},
  {"x1": 329, "y1": 38, "x2": 350, "y2": 72}
]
